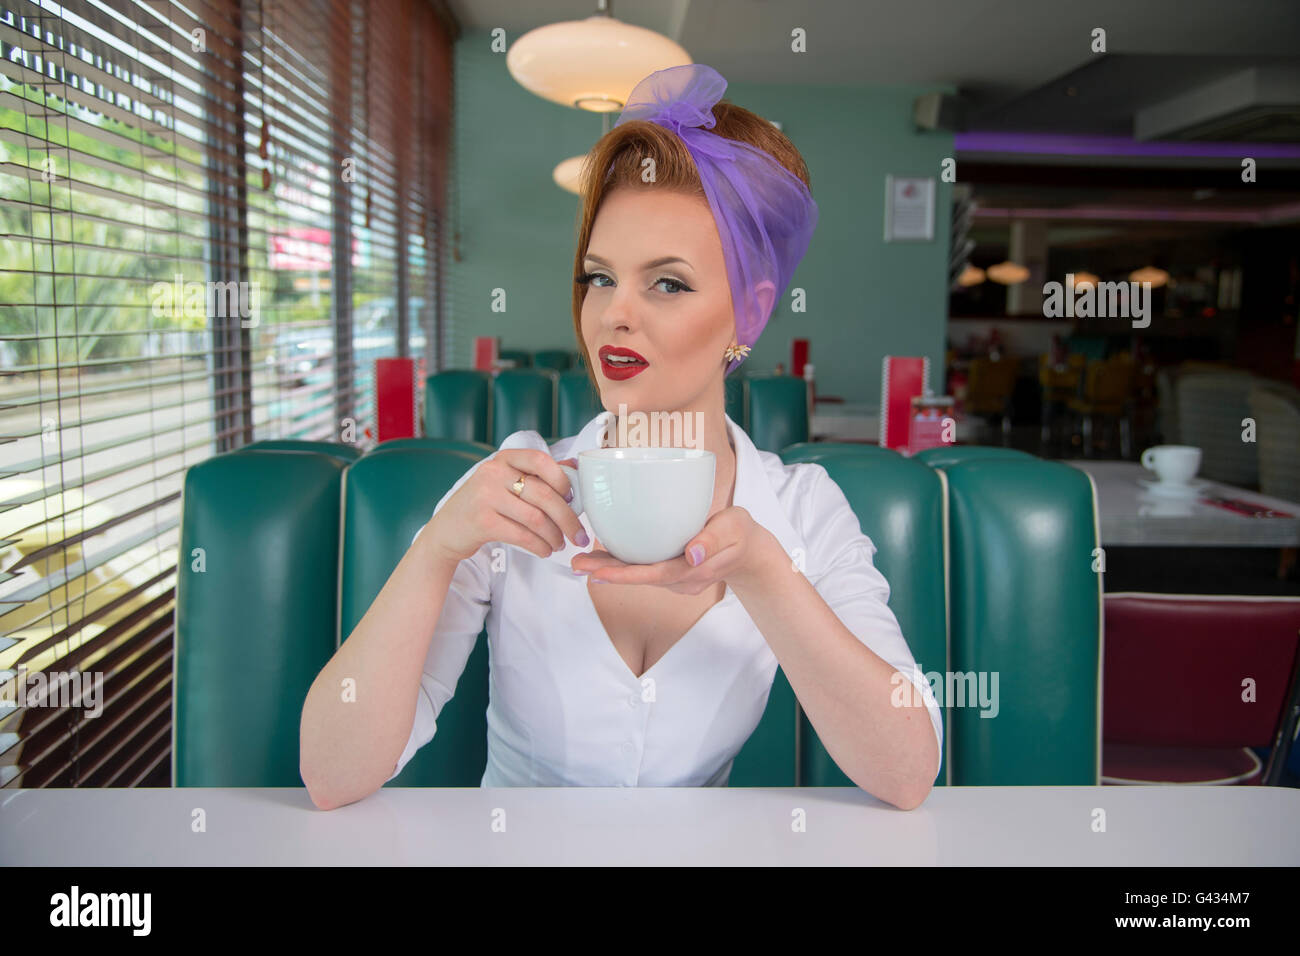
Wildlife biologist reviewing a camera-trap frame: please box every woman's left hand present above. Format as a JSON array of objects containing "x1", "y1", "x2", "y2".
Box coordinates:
[{"x1": 571, "y1": 506, "x2": 777, "y2": 594}]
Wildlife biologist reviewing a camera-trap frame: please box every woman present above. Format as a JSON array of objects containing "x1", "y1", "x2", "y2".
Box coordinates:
[{"x1": 300, "y1": 64, "x2": 942, "y2": 810}]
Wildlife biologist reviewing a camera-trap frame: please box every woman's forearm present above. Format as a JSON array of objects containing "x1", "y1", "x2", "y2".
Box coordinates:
[
  {"x1": 299, "y1": 523, "x2": 460, "y2": 810},
  {"x1": 729, "y1": 531, "x2": 939, "y2": 810}
]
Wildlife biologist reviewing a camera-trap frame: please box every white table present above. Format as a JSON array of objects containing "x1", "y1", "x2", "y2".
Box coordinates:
[
  {"x1": 2, "y1": 785, "x2": 1297, "y2": 865},
  {"x1": 1063, "y1": 461, "x2": 1300, "y2": 547},
  {"x1": 810, "y1": 402, "x2": 975, "y2": 444}
]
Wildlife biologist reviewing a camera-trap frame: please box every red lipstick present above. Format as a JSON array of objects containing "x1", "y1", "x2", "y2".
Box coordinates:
[{"x1": 598, "y1": 345, "x2": 649, "y2": 381}]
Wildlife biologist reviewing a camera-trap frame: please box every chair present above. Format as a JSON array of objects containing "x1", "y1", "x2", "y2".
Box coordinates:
[
  {"x1": 534, "y1": 349, "x2": 576, "y2": 372},
  {"x1": 1067, "y1": 354, "x2": 1135, "y2": 458},
  {"x1": 745, "y1": 375, "x2": 809, "y2": 452},
  {"x1": 1247, "y1": 383, "x2": 1300, "y2": 502},
  {"x1": 242, "y1": 439, "x2": 360, "y2": 462},
  {"x1": 557, "y1": 370, "x2": 604, "y2": 437},
  {"x1": 492, "y1": 368, "x2": 557, "y2": 445},
  {"x1": 965, "y1": 356, "x2": 1018, "y2": 444},
  {"x1": 366, "y1": 437, "x2": 496, "y2": 459},
  {"x1": 937, "y1": 458, "x2": 1102, "y2": 784},
  {"x1": 1038, "y1": 353, "x2": 1084, "y2": 450},
  {"x1": 175, "y1": 450, "x2": 345, "y2": 785},
  {"x1": 1102, "y1": 593, "x2": 1300, "y2": 785},
  {"x1": 339, "y1": 449, "x2": 492, "y2": 785},
  {"x1": 1174, "y1": 371, "x2": 1259, "y2": 486},
  {"x1": 424, "y1": 370, "x2": 490, "y2": 443}
]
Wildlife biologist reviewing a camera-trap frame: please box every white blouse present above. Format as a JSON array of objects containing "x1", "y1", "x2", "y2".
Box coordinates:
[{"x1": 389, "y1": 411, "x2": 943, "y2": 788}]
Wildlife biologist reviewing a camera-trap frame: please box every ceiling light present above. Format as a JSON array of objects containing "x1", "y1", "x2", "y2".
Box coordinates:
[
  {"x1": 553, "y1": 155, "x2": 589, "y2": 195},
  {"x1": 507, "y1": 2, "x2": 692, "y2": 112},
  {"x1": 987, "y1": 260, "x2": 1030, "y2": 285},
  {"x1": 1129, "y1": 266, "x2": 1170, "y2": 288}
]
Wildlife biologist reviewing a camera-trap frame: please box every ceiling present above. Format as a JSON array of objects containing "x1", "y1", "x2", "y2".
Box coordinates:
[
  {"x1": 449, "y1": 0, "x2": 1300, "y2": 225},
  {"x1": 448, "y1": 0, "x2": 1300, "y2": 133}
]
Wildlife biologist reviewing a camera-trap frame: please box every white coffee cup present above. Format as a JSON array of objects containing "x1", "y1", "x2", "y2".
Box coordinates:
[
  {"x1": 558, "y1": 447, "x2": 715, "y2": 564},
  {"x1": 1140, "y1": 444, "x2": 1202, "y2": 486}
]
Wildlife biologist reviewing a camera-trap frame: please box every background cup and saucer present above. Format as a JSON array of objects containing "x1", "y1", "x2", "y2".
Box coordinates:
[{"x1": 1138, "y1": 445, "x2": 1207, "y2": 499}]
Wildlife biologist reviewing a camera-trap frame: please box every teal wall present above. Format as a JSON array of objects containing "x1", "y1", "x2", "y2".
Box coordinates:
[{"x1": 445, "y1": 31, "x2": 954, "y2": 406}]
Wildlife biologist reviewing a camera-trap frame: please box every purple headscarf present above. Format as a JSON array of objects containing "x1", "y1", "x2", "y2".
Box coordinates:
[{"x1": 612, "y1": 64, "x2": 819, "y2": 375}]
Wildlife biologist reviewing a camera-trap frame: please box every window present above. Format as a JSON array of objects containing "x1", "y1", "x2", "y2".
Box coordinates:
[{"x1": 0, "y1": 0, "x2": 455, "y2": 786}]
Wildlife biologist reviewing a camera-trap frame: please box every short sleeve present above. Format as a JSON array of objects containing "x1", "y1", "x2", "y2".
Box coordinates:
[
  {"x1": 797, "y1": 464, "x2": 944, "y2": 781},
  {"x1": 386, "y1": 456, "x2": 496, "y2": 782}
]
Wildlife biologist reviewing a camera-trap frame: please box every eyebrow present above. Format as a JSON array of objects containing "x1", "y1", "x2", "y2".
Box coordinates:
[{"x1": 583, "y1": 253, "x2": 693, "y2": 271}]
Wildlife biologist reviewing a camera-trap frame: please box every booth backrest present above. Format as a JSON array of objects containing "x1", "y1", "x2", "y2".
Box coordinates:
[
  {"x1": 175, "y1": 449, "x2": 345, "y2": 786},
  {"x1": 242, "y1": 439, "x2": 360, "y2": 462},
  {"x1": 175, "y1": 441, "x2": 1103, "y2": 789},
  {"x1": 492, "y1": 369, "x2": 557, "y2": 446},
  {"x1": 912, "y1": 445, "x2": 1034, "y2": 468},
  {"x1": 745, "y1": 376, "x2": 809, "y2": 452},
  {"x1": 339, "y1": 448, "x2": 492, "y2": 785},
  {"x1": 424, "y1": 370, "x2": 491, "y2": 443},
  {"x1": 937, "y1": 458, "x2": 1102, "y2": 784},
  {"x1": 786, "y1": 454, "x2": 949, "y2": 786},
  {"x1": 557, "y1": 370, "x2": 604, "y2": 438},
  {"x1": 366, "y1": 437, "x2": 496, "y2": 458}
]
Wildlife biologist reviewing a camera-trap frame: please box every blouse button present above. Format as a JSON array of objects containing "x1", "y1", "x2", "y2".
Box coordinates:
[
  {"x1": 618, "y1": 741, "x2": 634, "y2": 755},
  {"x1": 627, "y1": 693, "x2": 640, "y2": 708}
]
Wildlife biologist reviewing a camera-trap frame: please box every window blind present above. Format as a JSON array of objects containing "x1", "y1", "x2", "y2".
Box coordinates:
[{"x1": 0, "y1": 0, "x2": 456, "y2": 787}]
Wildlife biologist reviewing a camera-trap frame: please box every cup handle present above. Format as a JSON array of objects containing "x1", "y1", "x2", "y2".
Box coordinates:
[
  {"x1": 558, "y1": 464, "x2": 583, "y2": 516},
  {"x1": 1140, "y1": 448, "x2": 1155, "y2": 471}
]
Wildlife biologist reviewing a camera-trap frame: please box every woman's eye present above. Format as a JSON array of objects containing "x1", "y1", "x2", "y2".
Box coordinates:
[
  {"x1": 653, "y1": 276, "x2": 691, "y2": 294},
  {"x1": 577, "y1": 271, "x2": 612, "y2": 288}
]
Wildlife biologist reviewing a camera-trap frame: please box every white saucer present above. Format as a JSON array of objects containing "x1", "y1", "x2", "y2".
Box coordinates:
[{"x1": 1138, "y1": 477, "x2": 1209, "y2": 499}]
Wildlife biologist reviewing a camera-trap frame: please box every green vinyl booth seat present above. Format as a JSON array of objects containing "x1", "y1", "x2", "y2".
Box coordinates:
[
  {"x1": 242, "y1": 439, "x2": 361, "y2": 462},
  {"x1": 340, "y1": 448, "x2": 491, "y2": 785},
  {"x1": 424, "y1": 370, "x2": 491, "y2": 443},
  {"x1": 366, "y1": 437, "x2": 496, "y2": 458},
  {"x1": 912, "y1": 445, "x2": 1035, "y2": 468},
  {"x1": 745, "y1": 375, "x2": 809, "y2": 452},
  {"x1": 938, "y1": 458, "x2": 1102, "y2": 784},
  {"x1": 492, "y1": 368, "x2": 557, "y2": 446},
  {"x1": 175, "y1": 441, "x2": 1101, "y2": 788},
  {"x1": 175, "y1": 449, "x2": 346, "y2": 786},
  {"x1": 781, "y1": 441, "x2": 901, "y2": 462},
  {"x1": 497, "y1": 348, "x2": 531, "y2": 369},
  {"x1": 557, "y1": 370, "x2": 604, "y2": 438},
  {"x1": 725, "y1": 370, "x2": 746, "y2": 429},
  {"x1": 779, "y1": 452, "x2": 949, "y2": 786},
  {"x1": 534, "y1": 349, "x2": 577, "y2": 372}
]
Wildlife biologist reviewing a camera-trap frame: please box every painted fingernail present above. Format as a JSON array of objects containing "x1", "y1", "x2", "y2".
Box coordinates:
[
  {"x1": 688, "y1": 544, "x2": 705, "y2": 566},
  {"x1": 575, "y1": 530, "x2": 589, "y2": 547},
  {"x1": 591, "y1": 577, "x2": 606, "y2": 584},
  {"x1": 572, "y1": 567, "x2": 589, "y2": 575},
  {"x1": 564, "y1": 488, "x2": 574, "y2": 503}
]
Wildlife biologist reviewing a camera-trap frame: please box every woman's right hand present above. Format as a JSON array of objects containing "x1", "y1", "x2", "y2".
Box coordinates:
[{"x1": 424, "y1": 450, "x2": 588, "y2": 566}]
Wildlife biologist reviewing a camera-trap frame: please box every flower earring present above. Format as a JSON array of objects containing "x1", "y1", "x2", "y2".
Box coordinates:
[{"x1": 724, "y1": 343, "x2": 751, "y2": 363}]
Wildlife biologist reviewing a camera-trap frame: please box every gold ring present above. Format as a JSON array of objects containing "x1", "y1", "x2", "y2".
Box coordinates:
[{"x1": 510, "y1": 474, "x2": 527, "y2": 497}]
